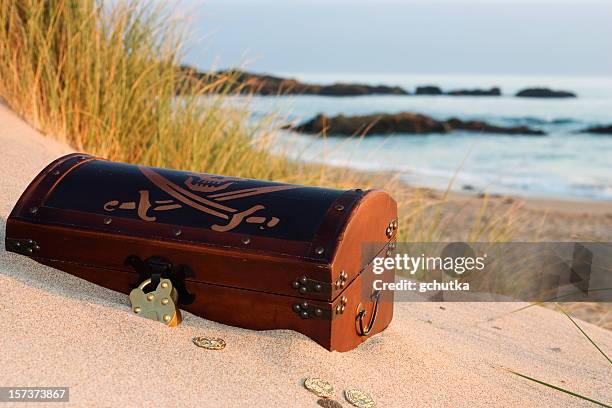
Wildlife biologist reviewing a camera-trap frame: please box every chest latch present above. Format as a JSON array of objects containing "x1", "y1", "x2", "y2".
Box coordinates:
[
  {"x1": 125, "y1": 255, "x2": 195, "y2": 305},
  {"x1": 129, "y1": 278, "x2": 182, "y2": 327}
]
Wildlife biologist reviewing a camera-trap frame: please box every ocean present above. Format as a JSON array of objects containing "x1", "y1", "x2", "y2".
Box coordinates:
[{"x1": 244, "y1": 73, "x2": 612, "y2": 201}]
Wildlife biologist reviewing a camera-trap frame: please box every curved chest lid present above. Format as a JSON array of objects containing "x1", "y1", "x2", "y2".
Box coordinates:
[{"x1": 10, "y1": 154, "x2": 367, "y2": 260}]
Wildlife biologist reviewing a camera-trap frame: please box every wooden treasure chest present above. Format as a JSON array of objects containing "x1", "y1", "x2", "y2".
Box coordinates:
[{"x1": 5, "y1": 153, "x2": 397, "y2": 351}]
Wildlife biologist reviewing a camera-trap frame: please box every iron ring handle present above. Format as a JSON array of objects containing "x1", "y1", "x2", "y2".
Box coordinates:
[{"x1": 357, "y1": 290, "x2": 381, "y2": 337}]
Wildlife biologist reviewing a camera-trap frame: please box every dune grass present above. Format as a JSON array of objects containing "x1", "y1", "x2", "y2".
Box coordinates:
[
  {"x1": 507, "y1": 369, "x2": 610, "y2": 407},
  {"x1": 0, "y1": 0, "x2": 524, "y2": 246},
  {"x1": 507, "y1": 303, "x2": 611, "y2": 407},
  {"x1": 556, "y1": 303, "x2": 611, "y2": 365},
  {"x1": 0, "y1": 0, "x2": 284, "y2": 176}
]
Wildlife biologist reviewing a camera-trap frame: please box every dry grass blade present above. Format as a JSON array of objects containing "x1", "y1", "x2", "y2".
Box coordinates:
[
  {"x1": 508, "y1": 288, "x2": 612, "y2": 314},
  {"x1": 556, "y1": 303, "x2": 612, "y2": 365},
  {"x1": 507, "y1": 370, "x2": 611, "y2": 407}
]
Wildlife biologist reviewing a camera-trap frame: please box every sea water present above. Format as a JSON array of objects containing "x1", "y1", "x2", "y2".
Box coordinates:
[{"x1": 244, "y1": 73, "x2": 612, "y2": 201}]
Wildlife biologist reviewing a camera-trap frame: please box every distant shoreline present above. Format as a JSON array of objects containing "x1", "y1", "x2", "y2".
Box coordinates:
[{"x1": 179, "y1": 66, "x2": 578, "y2": 98}]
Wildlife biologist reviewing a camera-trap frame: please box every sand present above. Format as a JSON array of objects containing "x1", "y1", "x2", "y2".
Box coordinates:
[{"x1": 0, "y1": 102, "x2": 611, "y2": 407}]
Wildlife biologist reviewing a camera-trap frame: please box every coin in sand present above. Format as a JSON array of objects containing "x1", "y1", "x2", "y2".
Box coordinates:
[
  {"x1": 192, "y1": 336, "x2": 226, "y2": 350},
  {"x1": 304, "y1": 377, "x2": 334, "y2": 398},
  {"x1": 344, "y1": 389, "x2": 375, "y2": 408},
  {"x1": 318, "y1": 398, "x2": 344, "y2": 408}
]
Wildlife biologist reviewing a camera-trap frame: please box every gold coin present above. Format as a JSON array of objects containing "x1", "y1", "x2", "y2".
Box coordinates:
[
  {"x1": 318, "y1": 398, "x2": 344, "y2": 408},
  {"x1": 192, "y1": 336, "x2": 226, "y2": 350},
  {"x1": 304, "y1": 377, "x2": 335, "y2": 398},
  {"x1": 344, "y1": 389, "x2": 375, "y2": 408}
]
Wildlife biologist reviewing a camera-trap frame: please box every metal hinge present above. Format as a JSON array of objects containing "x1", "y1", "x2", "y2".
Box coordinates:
[
  {"x1": 6, "y1": 238, "x2": 40, "y2": 256},
  {"x1": 291, "y1": 275, "x2": 333, "y2": 296},
  {"x1": 291, "y1": 301, "x2": 332, "y2": 320}
]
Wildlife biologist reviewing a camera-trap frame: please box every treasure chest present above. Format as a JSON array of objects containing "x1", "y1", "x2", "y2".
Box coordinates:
[{"x1": 5, "y1": 154, "x2": 397, "y2": 351}]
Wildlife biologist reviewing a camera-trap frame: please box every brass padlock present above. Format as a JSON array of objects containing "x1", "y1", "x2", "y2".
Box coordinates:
[{"x1": 129, "y1": 278, "x2": 182, "y2": 327}]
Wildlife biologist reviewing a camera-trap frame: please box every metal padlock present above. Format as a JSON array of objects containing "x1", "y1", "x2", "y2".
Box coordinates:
[{"x1": 129, "y1": 278, "x2": 182, "y2": 327}]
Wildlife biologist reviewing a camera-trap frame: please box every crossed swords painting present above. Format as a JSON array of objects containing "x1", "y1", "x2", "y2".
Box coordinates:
[{"x1": 102, "y1": 166, "x2": 300, "y2": 233}]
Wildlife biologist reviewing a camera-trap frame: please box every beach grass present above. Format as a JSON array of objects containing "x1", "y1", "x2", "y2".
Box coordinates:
[
  {"x1": 556, "y1": 303, "x2": 611, "y2": 365},
  {"x1": 0, "y1": 1, "x2": 284, "y2": 176},
  {"x1": 0, "y1": 0, "x2": 523, "y2": 245},
  {"x1": 506, "y1": 303, "x2": 611, "y2": 407},
  {"x1": 507, "y1": 369, "x2": 610, "y2": 407}
]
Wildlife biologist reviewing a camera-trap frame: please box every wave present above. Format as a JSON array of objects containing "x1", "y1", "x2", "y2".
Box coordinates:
[
  {"x1": 396, "y1": 167, "x2": 612, "y2": 200},
  {"x1": 502, "y1": 117, "x2": 578, "y2": 126}
]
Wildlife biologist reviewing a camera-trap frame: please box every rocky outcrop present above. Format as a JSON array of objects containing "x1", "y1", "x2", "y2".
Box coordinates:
[
  {"x1": 292, "y1": 113, "x2": 545, "y2": 136},
  {"x1": 415, "y1": 86, "x2": 443, "y2": 95},
  {"x1": 317, "y1": 83, "x2": 407, "y2": 96},
  {"x1": 515, "y1": 88, "x2": 577, "y2": 98},
  {"x1": 294, "y1": 113, "x2": 448, "y2": 135},
  {"x1": 178, "y1": 66, "x2": 409, "y2": 96},
  {"x1": 447, "y1": 87, "x2": 501, "y2": 96},
  {"x1": 445, "y1": 118, "x2": 544, "y2": 135},
  {"x1": 179, "y1": 66, "x2": 577, "y2": 100},
  {"x1": 416, "y1": 86, "x2": 501, "y2": 96},
  {"x1": 581, "y1": 125, "x2": 612, "y2": 134}
]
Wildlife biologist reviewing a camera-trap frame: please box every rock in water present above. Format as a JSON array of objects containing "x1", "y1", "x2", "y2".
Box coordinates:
[
  {"x1": 447, "y1": 87, "x2": 501, "y2": 96},
  {"x1": 446, "y1": 118, "x2": 545, "y2": 135},
  {"x1": 293, "y1": 113, "x2": 545, "y2": 136},
  {"x1": 581, "y1": 125, "x2": 612, "y2": 134},
  {"x1": 318, "y1": 83, "x2": 407, "y2": 96},
  {"x1": 178, "y1": 66, "x2": 410, "y2": 96},
  {"x1": 415, "y1": 86, "x2": 443, "y2": 95},
  {"x1": 515, "y1": 88, "x2": 577, "y2": 98},
  {"x1": 294, "y1": 113, "x2": 451, "y2": 135}
]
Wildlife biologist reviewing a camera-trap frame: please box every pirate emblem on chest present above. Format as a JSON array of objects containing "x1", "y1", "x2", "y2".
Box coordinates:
[{"x1": 103, "y1": 167, "x2": 298, "y2": 232}]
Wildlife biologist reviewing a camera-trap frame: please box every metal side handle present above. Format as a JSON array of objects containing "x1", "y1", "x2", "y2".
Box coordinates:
[{"x1": 356, "y1": 289, "x2": 381, "y2": 337}]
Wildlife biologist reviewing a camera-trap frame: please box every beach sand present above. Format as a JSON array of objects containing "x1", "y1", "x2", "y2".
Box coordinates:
[{"x1": 1, "y1": 103, "x2": 611, "y2": 407}]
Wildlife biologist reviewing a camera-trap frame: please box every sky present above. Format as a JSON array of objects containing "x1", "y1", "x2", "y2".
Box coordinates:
[{"x1": 179, "y1": 0, "x2": 612, "y2": 76}]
